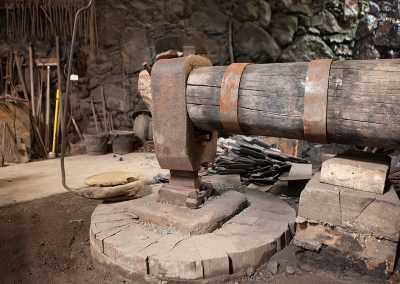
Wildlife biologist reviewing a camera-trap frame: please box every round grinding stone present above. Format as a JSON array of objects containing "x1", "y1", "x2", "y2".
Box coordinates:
[{"x1": 84, "y1": 171, "x2": 139, "y2": 187}]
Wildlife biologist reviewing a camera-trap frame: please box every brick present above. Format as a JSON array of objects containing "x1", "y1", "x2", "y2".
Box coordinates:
[
  {"x1": 320, "y1": 151, "x2": 390, "y2": 194},
  {"x1": 298, "y1": 173, "x2": 342, "y2": 225},
  {"x1": 299, "y1": 173, "x2": 400, "y2": 241}
]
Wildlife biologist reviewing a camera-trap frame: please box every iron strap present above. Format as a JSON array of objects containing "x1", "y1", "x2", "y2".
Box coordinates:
[
  {"x1": 303, "y1": 59, "x2": 333, "y2": 144},
  {"x1": 220, "y1": 63, "x2": 250, "y2": 133}
]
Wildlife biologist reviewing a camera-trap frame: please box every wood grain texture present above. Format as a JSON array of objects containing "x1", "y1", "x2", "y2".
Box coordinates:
[
  {"x1": 0, "y1": 102, "x2": 31, "y2": 162},
  {"x1": 186, "y1": 59, "x2": 400, "y2": 149}
]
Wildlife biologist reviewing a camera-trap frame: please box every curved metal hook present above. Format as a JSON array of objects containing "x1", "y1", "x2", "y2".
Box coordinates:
[{"x1": 60, "y1": 0, "x2": 93, "y2": 193}]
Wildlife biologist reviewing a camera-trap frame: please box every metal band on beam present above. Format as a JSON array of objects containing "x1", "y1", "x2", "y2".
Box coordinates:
[
  {"x1": 220, "y1": 63, "x2": 250, "y2": 133},
  {"x1": 303, "y1": 59, "x2": 333, "y2": 144}
]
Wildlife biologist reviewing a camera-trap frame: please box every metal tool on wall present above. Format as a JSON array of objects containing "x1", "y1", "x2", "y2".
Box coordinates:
[
  {"x1": 4, "y1": 0, "x2": 98, "y2": 54},
  {"x1": 48, "y1": 89, "x2": 60, "y2": 159}
]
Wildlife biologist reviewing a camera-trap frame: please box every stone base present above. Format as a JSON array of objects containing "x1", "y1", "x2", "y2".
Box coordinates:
[
  {"x1": 320, "y1": 150, "x2": 390, "y2": 194},
  {"x1": 295, "y1": 172, "x2": 400, "y2": 274},
  {"x1": 90, "y1": 189, "x2": 296, "y2": 281},
  {"x1": 157, "y1": 184, "x2": 200, "y2": 208},
  {"x1": 295, "y1": 221, "x2": 397, "y2": 273},
  {"x1": 128, "y1": 191, "x2": 248, "y2": 234}
]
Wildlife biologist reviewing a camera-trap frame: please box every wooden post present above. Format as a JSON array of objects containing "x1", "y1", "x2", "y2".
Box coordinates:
[
  {"x1": 14, "y1": 55, "x2": 29, "y2": 101},
  {"x1": 28, "y1": 45, "x2": 35, "y2": 119}
]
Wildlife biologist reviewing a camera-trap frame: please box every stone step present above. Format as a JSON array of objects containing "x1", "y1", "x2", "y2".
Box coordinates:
[
  {"x1": 298, "y1": 172, "x2": 400, "y2": 241},
  {"x1": 295, "y1": 172, "x2": 400, "y2": 274}
]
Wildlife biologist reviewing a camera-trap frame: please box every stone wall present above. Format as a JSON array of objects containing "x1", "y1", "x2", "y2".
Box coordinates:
[
  {"x1": 85, "y1": 0, "x2": 363, "y2": 133},
  {"x1": 353, "y1": 0, "x2": 400, "y2": 59},
  {"x1": 1, "y1": 0, "x2": 399, "y2": 137}
]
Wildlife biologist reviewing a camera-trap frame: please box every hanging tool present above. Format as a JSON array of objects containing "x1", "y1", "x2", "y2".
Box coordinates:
[
  {"x1": 90, "y1": 93, "x2": 99, "y2": 133},
  {"x1": 100, "y1": 85, "x2": 107, "y2": 132},
  {"x1": 45, "y1": 65, "x2": 51, "y2": 151},
  {"x1": 71, "y1": 116, "x2": 84, "y2": 141},
  {"x1": 56, "y1": 36, "x2": 63, "y2": 152},
  {"x1": 14, "y1": 55, "x2": 29, "y2": 101},
  {"x1": 28, "y1": 45, "x2": 35, "y2": 118},
  {"x1": 48, "y1": 89, "x2": 60, "y2": 159}
]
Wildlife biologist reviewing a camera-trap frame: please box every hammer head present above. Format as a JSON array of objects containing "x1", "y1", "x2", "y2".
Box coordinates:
[
  {"x1": 151, "y1": 55, "x2": 217, "y2": 173},
  {"x1": 151, "y1": 55, "x2": 218, "y2": 208}
]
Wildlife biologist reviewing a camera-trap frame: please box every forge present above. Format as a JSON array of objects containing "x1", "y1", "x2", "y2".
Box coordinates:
[{"x1": 2, "y1": 1, "x2": 400, "y2": 283}]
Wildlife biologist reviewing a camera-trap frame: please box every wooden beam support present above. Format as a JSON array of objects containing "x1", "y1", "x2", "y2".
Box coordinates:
[{"x1": 186, "y1": 59, "x2": 400, "y2": 149}]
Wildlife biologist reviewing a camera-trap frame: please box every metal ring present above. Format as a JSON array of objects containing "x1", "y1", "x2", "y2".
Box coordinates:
[
  {"x1": 220, "y1": 63, "x2": 249, "y2": 133},
  {"x1": 303, "y1": 59, "x2": 333, "y2": 144}
]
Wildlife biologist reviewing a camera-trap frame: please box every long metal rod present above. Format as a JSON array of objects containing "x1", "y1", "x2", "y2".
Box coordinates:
[
  {"x1": 60, "y1": 0, "x2": 93, "y2": 193},
  {"x1": 29, "y1": 45, "x2": 35, "y2": 119}
]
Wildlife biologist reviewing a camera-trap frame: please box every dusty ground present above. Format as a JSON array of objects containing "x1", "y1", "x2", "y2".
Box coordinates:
[
  {"x1": 0, "y1": 193, "x2": 127, "y2": 283},
  {"x1": 0, "y1": 153, "x2": 167, "y2": 207},
  {"x1": 0, "y1": 191, "x2": 394, "y2": 284}
]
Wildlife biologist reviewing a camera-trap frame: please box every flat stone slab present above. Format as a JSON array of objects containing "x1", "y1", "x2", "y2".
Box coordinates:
[
  {"x1": 85, "y1": 171, "x2": 139, "y2": 187},
  {"x1": 298, "y1": 172, "x2": 400, "y2": 241},
  {"x1": 320, "y1": 151, "x2": 390, "y2": 194},
  {"x1": 201, "y1": 174, "x2": 242, "y2": 190},
  {"x1": 90, "y1": 189, "x2": 296, "y2": 281},
  {"x1": 128, "y1": 191, "x2": 247, "y2": 234}
]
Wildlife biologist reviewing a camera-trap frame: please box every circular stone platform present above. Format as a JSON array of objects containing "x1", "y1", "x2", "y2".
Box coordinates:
[{"x1": 90, "y1": 189, "x2": 296, "y2": 282}]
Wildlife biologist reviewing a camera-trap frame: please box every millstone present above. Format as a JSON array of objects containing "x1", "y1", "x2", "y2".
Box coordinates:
[
  {"x1": 84, "y1": 171, "x2": 139, "y2": 187},
  {"x1": 90, "y1": 189, "x2": 296, "y2": 282}
]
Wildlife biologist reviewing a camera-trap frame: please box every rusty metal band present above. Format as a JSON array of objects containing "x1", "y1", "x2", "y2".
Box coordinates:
[
  {"x1": 303, "y1": 59, "x2": 333, "y2": 144},
  {"x1": 220, "y1": 63, "x2": 250, "y2": 133}
]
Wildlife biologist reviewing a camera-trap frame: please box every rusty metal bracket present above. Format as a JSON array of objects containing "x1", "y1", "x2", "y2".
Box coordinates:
[
  {"x1": 220, "y1": 63, "x2": 250, "y2": 133},
  {"x1": 152, "y1": 55, "x2": 217, "y2": 172},
  {"x1": 151, "y1": 55, "x2": 218, "y2": 208},
  {"x1": 303, "y1": 59, "x2": 333, "y2": 144}
]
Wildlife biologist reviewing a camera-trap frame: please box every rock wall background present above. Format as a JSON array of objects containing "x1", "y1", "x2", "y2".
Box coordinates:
[
  {"x1": 0, "y1": 0, "x2": 399, "y2": 136},
  {"x1": 353, "y1": 0, "x2": 400, "y2": 59}
]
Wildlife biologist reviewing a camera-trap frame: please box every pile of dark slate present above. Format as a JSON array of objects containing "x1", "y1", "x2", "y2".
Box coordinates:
[
  {"x1": 389, "y1": 152, "x2": 400, "y2": 192},
  {"x1": 205, "y1": 136, "x2": 309, "y2": 185}
]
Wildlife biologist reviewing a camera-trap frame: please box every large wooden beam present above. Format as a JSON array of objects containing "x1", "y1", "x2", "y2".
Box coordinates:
[{"x1": 186, "y1": 59, "x2": 400, "y2": 149}]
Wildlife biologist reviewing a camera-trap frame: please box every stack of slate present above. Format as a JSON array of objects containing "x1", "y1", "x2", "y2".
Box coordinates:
[
  {"x1": 389, "y1": 152, "x2": 400, "y2": 191},
  {"x1": 206, "y1": 136, "x2": 309, "y2": 185}
]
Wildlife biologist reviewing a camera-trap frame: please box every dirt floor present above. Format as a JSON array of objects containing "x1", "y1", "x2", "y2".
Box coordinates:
[
  {"x1": 0, "y1": 152, "x2": 166, "y2": 207},
  {"x1": 0, "y1": 192, "x2": 396, "y2": 284}
]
